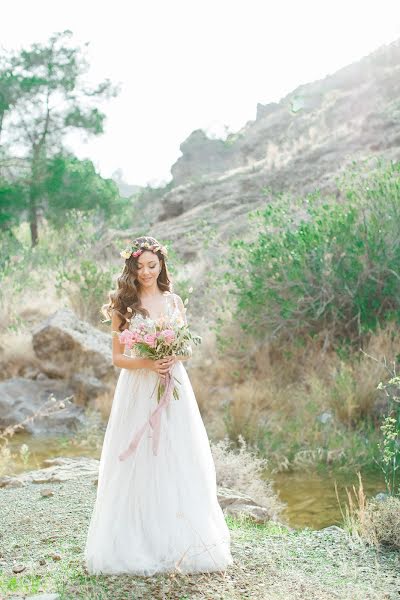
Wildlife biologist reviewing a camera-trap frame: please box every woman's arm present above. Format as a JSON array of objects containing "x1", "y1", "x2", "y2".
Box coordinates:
[{"x1": 111, "y1": 311, "x2": 152, "y2": 370}]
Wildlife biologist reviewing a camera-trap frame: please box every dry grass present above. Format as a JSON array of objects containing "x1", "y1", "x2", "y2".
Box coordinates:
[
  {"x1": 362, "y1": 496, "x2": 400, "y2": 550},
  {"x1": 188, "y1": 323, "x2": 400, "y2": 471},
  {"x1": 210, "y1": 434, "x2": 285, "y2": 521},
  {"x1": 335, "y1": 471, "x2": 400, "y2": 551},
  {"x1": 0, "y1": 270, "x2": 63, "y2": 381},
  {"x1": 0, "y1": 330, "x2": 39, "y2": 381}
]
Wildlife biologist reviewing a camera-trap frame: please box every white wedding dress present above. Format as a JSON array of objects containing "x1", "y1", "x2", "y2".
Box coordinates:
[{"x1": 84, "y1": 292, "x2": 233, "y2": 576}]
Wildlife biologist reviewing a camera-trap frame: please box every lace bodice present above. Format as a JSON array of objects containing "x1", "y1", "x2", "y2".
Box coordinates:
[{"x1": 129, "y1": 292, "x2": 182, "y2": 329}]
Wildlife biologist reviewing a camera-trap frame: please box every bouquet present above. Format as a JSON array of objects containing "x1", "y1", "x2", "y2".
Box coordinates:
[{"x1": 112, "y1": 312, "x2": 201, "y2": 403}]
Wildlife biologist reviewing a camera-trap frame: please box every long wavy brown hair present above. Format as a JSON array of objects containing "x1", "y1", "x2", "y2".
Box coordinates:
[{"x1": 102, "y1": 235, "x2": 173, "y2": 332}]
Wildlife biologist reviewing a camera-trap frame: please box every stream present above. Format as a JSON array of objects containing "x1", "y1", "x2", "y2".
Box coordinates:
[{"x1": 3, "y1": 431, "x2": 386, "y2": 530}]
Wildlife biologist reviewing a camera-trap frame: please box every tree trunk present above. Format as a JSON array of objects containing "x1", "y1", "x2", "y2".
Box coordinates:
[
  {"x1": 29, "y1": 193, "x2": 38, "y2": 247},
  {"x1": 29, "y1": 151, "x2": 41, "y2": 247}
]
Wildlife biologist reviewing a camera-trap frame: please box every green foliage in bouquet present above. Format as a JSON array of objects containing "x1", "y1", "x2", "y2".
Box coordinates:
[{"x1": 135, "y1": 324, "x2": 201, "y2": 402}]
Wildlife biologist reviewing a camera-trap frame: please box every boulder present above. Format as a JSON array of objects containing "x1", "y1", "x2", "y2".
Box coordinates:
[
  {"x1": 217, "y1": 486, "x2": 281, "y2": 524},
  {"x1": 0, "y1": 377, "x2": 85, "y2": 435},
  {"x1": 32, "y1": 309, "x2": 117, "y2": 399},
  {"x1": 0, "y1": 456, "x2": 99, "y2": 488}
]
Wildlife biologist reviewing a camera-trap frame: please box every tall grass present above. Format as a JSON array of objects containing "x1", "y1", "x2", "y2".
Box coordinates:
[{"x1": 191, "y1": 322, "x2": 400, "y2": 473}]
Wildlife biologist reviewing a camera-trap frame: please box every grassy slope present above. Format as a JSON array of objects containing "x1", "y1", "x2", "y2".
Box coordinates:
[{"x1": 0, "y1": 477, "x2": 399, "y2": 600}]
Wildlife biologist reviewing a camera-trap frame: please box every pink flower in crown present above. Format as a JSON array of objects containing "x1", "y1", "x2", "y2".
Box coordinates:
[
  {"x1": 132, "y1": 249, "x2": 142, "y2": 257},
  {"x1": 161, "y1": 329, "x2": 175, "y2": 345},
  {"x1": 144, "y1": 333, "x2": 157, "y2": 347}
]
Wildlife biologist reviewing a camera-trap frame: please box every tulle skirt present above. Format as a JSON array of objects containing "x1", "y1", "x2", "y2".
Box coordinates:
[{"x1": 84, "y1": 361, "x2": 233, "y2": 576}]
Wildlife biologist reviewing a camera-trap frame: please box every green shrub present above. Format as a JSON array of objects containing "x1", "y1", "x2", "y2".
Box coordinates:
[
  {"x1": 376, "y1": 375, "x2": 400, "y2": 496},
  {"x1": 55, "y1": 259, "x2": 118, "y2": 325},
  {"x1": 225, "y1": 159, "x2": 400, "y2": 348}
]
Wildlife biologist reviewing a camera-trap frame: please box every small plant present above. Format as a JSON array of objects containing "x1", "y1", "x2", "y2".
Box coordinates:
[
  {"x1": 376, "y1": 375, "x2": 400, "y2": 496},
  {"x1": 55, "y1": 259, "x2": 118, "y2": 325},
  {"x1": 334, "y1": 471, "x2": 370, "y2": 541},
  {"x1": 19, "y1": 443, "x2": 30, "y2": 467}
]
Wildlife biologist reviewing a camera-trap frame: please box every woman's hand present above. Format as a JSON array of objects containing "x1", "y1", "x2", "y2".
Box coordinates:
[{"x1": 149, "y1": 355, "x2": 177, "y2": 380}]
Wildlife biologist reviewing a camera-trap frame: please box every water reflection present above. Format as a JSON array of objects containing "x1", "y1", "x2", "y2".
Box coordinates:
[{"x1": 273, "y1": 469, "x2": 386, "y2": 529}]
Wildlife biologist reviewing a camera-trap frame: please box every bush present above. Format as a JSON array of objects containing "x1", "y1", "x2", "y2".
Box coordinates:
[
  {"x1": 55, "y1": 259, "x2": 118, "y2": 325},
  {"x1": 225, "y1": 158, "x2": 400, "y2": 349},
  {"x1": 362, "y1": 496, "x2": 400, "y2": 549},
  {"x1": 337, "y1": 472, "x2": 400, "y2": 550},
  {"x1": 211, "y1": 434, "x2": 286, "y2": 520}
]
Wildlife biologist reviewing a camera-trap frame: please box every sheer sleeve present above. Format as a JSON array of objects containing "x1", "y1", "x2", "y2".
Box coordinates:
[
  {"x1": 174, "y1": 294, "x2": 192, "y2": 357},
  {"x1": 174, "y1": 294, "x2": 187, "y2": 325}
]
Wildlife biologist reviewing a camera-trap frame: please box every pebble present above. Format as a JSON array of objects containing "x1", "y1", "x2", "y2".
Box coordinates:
[
  {"x1": 51, "y1": 553, "x2": 61, "y2": 561},
  {"x1": 12, "y1": 563, "x2": 26, "y2": 573}
]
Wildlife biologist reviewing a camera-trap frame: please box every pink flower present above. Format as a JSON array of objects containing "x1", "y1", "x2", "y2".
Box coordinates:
[
  {"x1": 132, "y1": 249, "x2": 142, "y2": 257},
  {"x1": 144, "y1": 333, "x2": 157, "y2": 348},
  {"x1": 119, "y1": 329, "x2": 135, "y2": 348},
  {"x1": 132, "y1": 331, "x2": 144, "y2": 343},
  {"x1": 161, "y1": 329, "x2": 175, "y2": 345}
]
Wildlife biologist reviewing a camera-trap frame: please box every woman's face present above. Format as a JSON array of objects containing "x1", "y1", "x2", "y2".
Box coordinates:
[{"x1": 135, "y1": 250, "x2": 161, "y2": 288}]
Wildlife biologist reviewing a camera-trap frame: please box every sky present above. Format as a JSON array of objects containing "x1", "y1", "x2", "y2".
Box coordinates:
[{"x1": 1, "y1": 1, "x2": 400, "y2": 187}]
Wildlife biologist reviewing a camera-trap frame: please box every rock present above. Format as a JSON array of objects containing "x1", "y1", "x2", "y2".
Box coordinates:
[
  {"x1": 19, "y1": 366, "x2": 41, "y2": 380},
  {"x1": 40, "y1": 488, "x2": 54, "y2": 497},
  {"x1": 169, "y1": 129, "x2": 242, "y2": 188},
  {"x1": 37, "y1": 372, "x2": 49, "y2": 381},
  {"x1": 12, "y1": 563, "x2": 26, "y2": 573},
  {"x1": 0, "y1": 475, "x2": 25, "y2": 489},
  {"x1": 373, "y1": 492, "x2": 391, "y2": 502},
  {"x1": 70, "y1": 373, "x2": 110, "y2": 400},
  {"x1": 217, "y1": 486, "x2": 277, "y2": 524},
  {"x1": 51, "y1": 554, "x2": 61, "y2": 561},
  {"x1": 0, "y1": 377, "x2": 85, "y2": 435},
  {"x1": 32, "y1": 309, "x2": 116, "y2": 393},
  {"x1": 316, "y1": 411, "x2": 334, "y2": 425},
  {"x1": 20, "y1": 516, "x2": 31, "y2": 524},
  {"x1": 0, "y1": 456, "x2": 99, "y2": 488},
  {"x1": 315, "y1": 525, "x2": 344, "y2": 535}
]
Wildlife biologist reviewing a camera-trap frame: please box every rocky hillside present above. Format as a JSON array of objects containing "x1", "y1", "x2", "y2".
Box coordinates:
[{"x1": 132, "y1": 37, "x2": 400, "y2": 251}]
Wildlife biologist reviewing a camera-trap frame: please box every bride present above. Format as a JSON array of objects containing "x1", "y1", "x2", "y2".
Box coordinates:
[{"x1": 84, "y1": 235, "x2": 233, "y2": 576}]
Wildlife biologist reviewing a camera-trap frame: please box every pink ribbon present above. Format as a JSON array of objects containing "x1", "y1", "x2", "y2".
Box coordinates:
[{"x1": 118, "y1": 371, "x2": 176, "y2": 461}]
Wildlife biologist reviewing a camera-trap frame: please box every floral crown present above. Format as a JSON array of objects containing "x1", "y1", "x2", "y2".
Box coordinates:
[{"x1": 120, "y1": 239, "x2": 168, "y2": 260}]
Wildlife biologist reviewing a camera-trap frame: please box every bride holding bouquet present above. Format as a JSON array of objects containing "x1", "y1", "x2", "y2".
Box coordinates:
[{"x1": 84, "y1": 235, "x2": 233, "y2": 576}]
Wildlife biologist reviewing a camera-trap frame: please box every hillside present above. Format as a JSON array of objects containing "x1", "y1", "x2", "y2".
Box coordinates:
[{"x1": 130, "y1": 38, "x2": 400, "y2": 253}]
